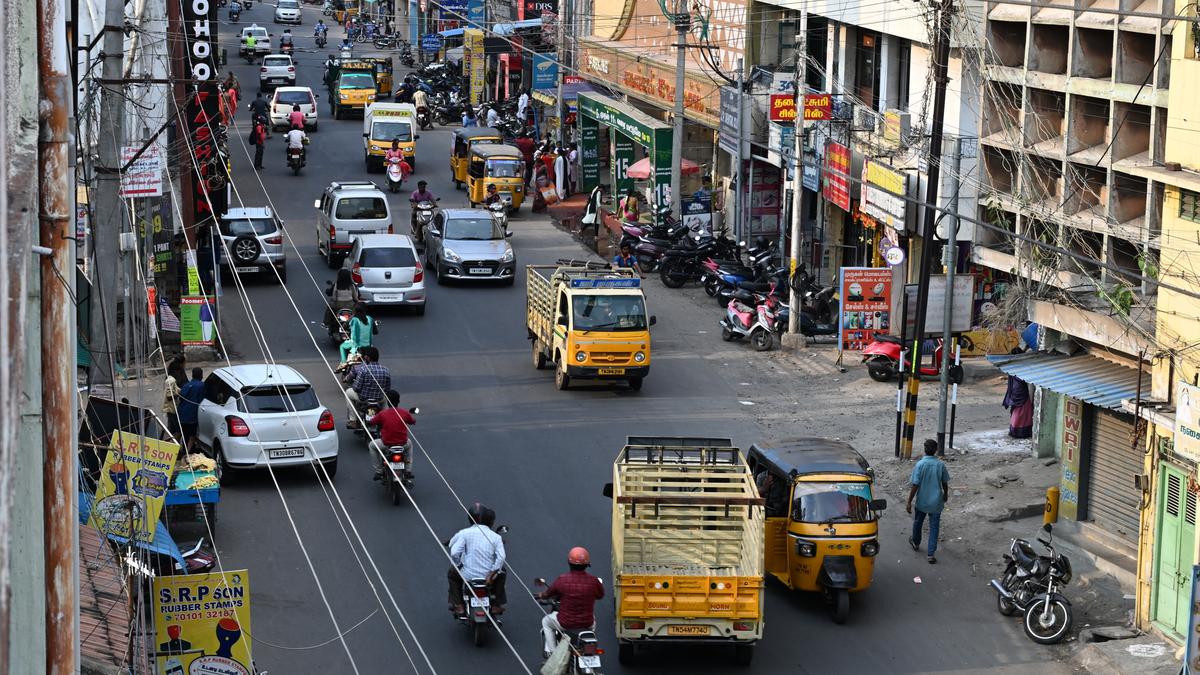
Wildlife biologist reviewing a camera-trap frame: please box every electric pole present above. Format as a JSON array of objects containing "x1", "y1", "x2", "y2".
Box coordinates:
[
  {"x1": 90, "y1": 0, "x2": 128, "y2": 389},
  {"x1": 935, "y1": 136, "x2": 964, "y2": 454},
  {"x1": 670, "y1": 0, "x2": 688, "y2": 220},
  {"x1": 556, "y1": 2, "x2": 566, "y2": 144},
  {"x1": 734, "y1": 56, "x2": 745, "y2": 241},
  {"x1": 900, "y1": 0, "x2": 955, "y2": 459},
  {"x1": 785, "y1": 3, "x2": 809, "y2": 345}
]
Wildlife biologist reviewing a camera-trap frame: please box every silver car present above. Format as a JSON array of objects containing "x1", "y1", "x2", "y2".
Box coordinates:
[
  {"x1": 274, "y1": 0, "x2": 302, "y2": 24},
  {"x1": 424, "y1": 208, "x2": 515, "y2": 285},
  {"x1": 219, "y1": 207, "x2": 288, "y2": 283},
  {"x1": 344, "y1": 234, "x2": 426, "y2": 314}
]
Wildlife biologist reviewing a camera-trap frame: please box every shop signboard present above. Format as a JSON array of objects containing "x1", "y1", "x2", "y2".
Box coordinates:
[
  {"x1": 883, "y1": 109, "x2": 909, "y2": 146},
  {"x1": 823, "y1": 141, "x2": 851, "y2": 212},
  {"x1": 522, "y1": 0, "x2": 556, "y2": 19},
  {"x1": 802, "y1": 155, "x2": 820, "y2": 192},
  {"x1": 579, "y1": 117, "x2": 599, "y2": 186},
  {"x1": 902, "y1": 274, "x2": 976, "y2": 336},
  {"x1": 531, "y1": 52, "x2": 557, "y2": 90},
  {"x1": 612, "y1": 132, "x2": 635, "y2": 195},
  {"x1": 89, "y1": 433, "x2": 179, "y2": 544},
  {"x1": 861, "y1": 159, "x2": 908, "y2": 235},
  {"x1": 421, "y1": 33, "x2": 443, "y2": 53},
  {"x1": 180, "y1": 296, "x2": 217, "y2": 346},
  {"x1": 1059, "y1": 397, "x2": 1084, "y2": 520},
  {"x1": 181, "y1": 0, "x2": 227, "y2": 224},
  {"x1": 769, "y1": 93, "x2": 796, "y2": 122},
  {"x1": 120, "y1": 145, "x2": 164, "y2": 198},
  {"x1": 747, "y1": 162, "x2": 781, "y2": 236},
  {"x1": 464, "y1": 29, "x2": 485, "y2": 104},
  {"x1": 802, "y1": 93, "x2": 832, "y2": 121},
  {"x1": 1177, "y1": 382, "x2": 1200, "y2": 463},
  {"x1": 153, "y1": 570, "x2": 253, "y2": 675},
  {"x1": 466, "y1": 0, "x2": 485, "y2": 26},
  {"x1": 578, "y1": 92, "x2": 672, "y2": 219},
  {"x1": 766, "y1": 121, "x2": 794, "y2": 169},
  {"x1": 719, "y1": 86, "x2": 741, "y2": 155},
  {"x1": 838, "y1": 267, "x2": 892, "y2": 352},
  {"x1": 578, "y1": 44, "x2": 719, "y2": 126}
]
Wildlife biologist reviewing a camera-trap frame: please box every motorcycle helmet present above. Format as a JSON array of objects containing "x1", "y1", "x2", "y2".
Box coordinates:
[{"x1": 567, "y1": 547, "x2": 591, "y2": 566}]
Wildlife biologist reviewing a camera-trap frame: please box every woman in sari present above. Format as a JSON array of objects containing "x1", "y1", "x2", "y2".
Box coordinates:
[{"x1": 1002, "y1": 372, "x2": 1033, "y2": 438}]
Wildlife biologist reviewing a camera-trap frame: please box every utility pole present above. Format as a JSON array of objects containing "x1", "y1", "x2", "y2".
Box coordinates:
[
  {"x1": 555, "y1": 2, "x2": 566, "y2": 144},
  {"x1": 785, "y1": 2, "x2": 809, "y2": 345},
  {"x1": 90, "y1": 0, "x2": 128, "y2": 389},
  {"x1": 734, "y1": 56, "x2": 745, "y2": 241},
  {"x1": 935, "y1": 136, "x2": 964, "y2": 454},
  {"x1": 670, "y1": 0, "x2": 688, "y2": 220},
  {"x1": 900, "y1": 0, "x2": 955, "y2": 459}
]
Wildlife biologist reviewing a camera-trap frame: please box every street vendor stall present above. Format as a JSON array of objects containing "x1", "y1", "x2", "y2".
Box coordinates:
[{"x1": 164, "y1": 453, "x2": 221, "y2": 532}]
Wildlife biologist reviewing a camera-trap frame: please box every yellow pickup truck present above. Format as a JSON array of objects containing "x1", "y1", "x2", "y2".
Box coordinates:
[
  {"x1": 328, "y1": 60, "x2": 377, "y2": 120},
  {"x1": 604, "y1": 437, "x2": 765, "y2": 666},
  {"x1": 526, "y1": 263, "x2": 654, "y2": 391}
]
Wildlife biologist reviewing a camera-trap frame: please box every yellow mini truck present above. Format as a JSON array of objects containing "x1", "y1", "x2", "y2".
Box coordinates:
[
  {"x1": 603, "y1": 437, "x2": 766, "y2": 666},
  {"x1": 330, "y1": 60, "x2": 377, "y2": 120}
]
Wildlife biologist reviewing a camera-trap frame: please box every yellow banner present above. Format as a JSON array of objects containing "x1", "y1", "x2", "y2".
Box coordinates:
[
  {"x1": 154, "y1": 570, "x2": 254, "y2": 675},
  {"x1": 89, "y1": 433, "x2": 179, "y2": 543},
  {"x1": 465, "y1": 29, "x2": 485, "y2": 105}
]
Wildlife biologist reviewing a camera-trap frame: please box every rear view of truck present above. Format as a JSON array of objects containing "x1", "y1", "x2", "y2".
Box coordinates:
[{"x1": 607, "y1": 437, "x2": 765, "y2": 665}]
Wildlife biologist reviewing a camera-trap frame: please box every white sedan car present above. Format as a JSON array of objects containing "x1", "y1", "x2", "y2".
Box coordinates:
[{"x1": 195, "y1": 364, "x2": 339, "y2": 477}]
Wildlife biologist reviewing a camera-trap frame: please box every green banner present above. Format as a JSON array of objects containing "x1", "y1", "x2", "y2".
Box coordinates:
[
  {"x1": 612, "y1": 132, "x2": 635, "y2": 196},
  {"x1": 180, "y1": 296, "x2": 216, "y2": 346}
]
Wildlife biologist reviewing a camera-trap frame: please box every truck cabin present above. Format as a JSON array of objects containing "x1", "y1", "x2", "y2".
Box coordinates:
[{"x1": 554, "y1": 278, "x2": 651, "y2": 332}]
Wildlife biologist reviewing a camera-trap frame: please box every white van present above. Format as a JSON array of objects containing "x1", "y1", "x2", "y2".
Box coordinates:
[
  {"x1": 363, "y1": 102, "x2": 418, "y2": 171},
  {"x1": 314, "y1": 181, "x2": 393, "y2": 268}
]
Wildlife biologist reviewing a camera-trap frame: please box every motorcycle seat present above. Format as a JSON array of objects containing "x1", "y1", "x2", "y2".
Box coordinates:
[
  {"x1": 1013, "y1": 540, "x2": 1046, "y2": 573},
  {"x1": 874, "y1": 334, "x2": 904, "y2": 345},
  {"x1": 738, "y1": 280, "x2": 772, "y2": 293},
  {"x1": 731, "y1": 289, "x2": 756, "y2": 303}
]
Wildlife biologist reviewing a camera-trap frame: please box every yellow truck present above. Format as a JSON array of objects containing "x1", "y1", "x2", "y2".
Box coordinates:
[
  {"x1": 327, "y1": 59, "x2": 377, "y2": 120},
  {"x1": 604, "y1": 437, "x2": 766, "y2": 665},
  {"x1": 363, "y1": 102, "x2": 417, "y2": 172},
  {"x1": 526, "y1": 263, "x2": 654, "y2": 392}
]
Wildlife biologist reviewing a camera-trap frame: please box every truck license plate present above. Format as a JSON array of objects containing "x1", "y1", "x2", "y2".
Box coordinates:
[
  {"x1": 666, "y1": 625, "x2": 711, "y2": 636},
  {"x1": 468, "y1": 267, "x2": 490, "y2": 275},
  {"x1": 577, "y1": 655, "x2": 601, "y2": 669},
  {"x1": 598, "y1": 368, "x2": 625, "y2": 375},
  {"x1": 268, "y1": 447, "x2": 305, "y2": 459}
]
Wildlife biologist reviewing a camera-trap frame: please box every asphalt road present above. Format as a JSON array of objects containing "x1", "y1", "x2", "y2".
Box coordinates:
[{"x1": 206, "y1": 7, "x2": 1072, "y2": 673}]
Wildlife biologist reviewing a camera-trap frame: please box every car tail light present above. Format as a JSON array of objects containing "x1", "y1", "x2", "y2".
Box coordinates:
[
  {"x1": 317, "y1": 409, "x2": 335, "y2": 432},
  {"x1": 260, "y1": 67, "x2": 267, "y2": 73},
  {"x1": 413, "y1": 268, "x2": 423, "y2": 283},
  {"x1": 328, "y1": 225, "x2": 336, "y2": 241},
  {"x1": 225, "y1": 415, "x2": 251, "y2": 437},
  {"x1": 264, "y1": 235, "x2": 282, "y2": 245},
  {"x1": 351, "y1": 263, "x2": 363, "y2": 285},
  {"x1": 733, "y1": 621, "x2": 755, "y2": 631},
  {"x1": 389, "y1": 451, "x2": 405, "y2": 463},
  {"x1": 387, "y1": 224, "x2": 394, "y2": 234},
  {"x1": 288, "y1": 66, "x2": 295, "y2": 72}
]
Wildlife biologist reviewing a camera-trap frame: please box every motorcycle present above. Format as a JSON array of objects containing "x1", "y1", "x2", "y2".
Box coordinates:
[
  {"x1": 280, "y1": 41, "x2": 295, "y2": 56},
  {"x1": 287, "y1": 146, "x2": 305, "y2": 176},
  {"x1": 322, "y1": 0, "x2": 335, "y2": 15},
  {"x1": 386, "y1": 156, "x2": 405, "y2": 193},
  {"x1": 658, "y1": 234, "x2": 740, "y2": 289},
  {"x1": 324, "y1": 297, "x2": 354, "y2": 346},
  {"x1": 315, "y1": 31, "x2": 327, "y2": 48},
  {"x1": 373, "y1": 33, "x2": 399, "y2": 50},
  {"x1": 860, "y1": 334, "x2": 973, "y2": 382},
  {"x1": 450, "y1": 525, "x2": 510, "y2": 646},
  {"x1": 416, "y1": 105, "x2": 431, "y2": 130},
  {"x1": 243, "y1": 0, "x2": 251, "y2": 8},
  {"x1": 411, "y1": 198, "x2": 438, "y2": 245},
  {"x1": 991, "y1": 524, "x2": 1074, "y2": 644},
  {"x1": 720, "y1": 285, "x2": 783, "y2": 351},
  {"x1": 702, "y1": 241, "x2": 775, "y2": 299},
  {"x1": 399, "y1": 44, "x2": 415, "y2": 67},
  {"x1": 373, "y1": 407, "x2": 419, "y2": 506},
  {"x1": 229, "y1": 8, "x2": 241, "y2": 22},
  {"x1": 535, "y1": 591, "x2": 606, "y2": 675}
]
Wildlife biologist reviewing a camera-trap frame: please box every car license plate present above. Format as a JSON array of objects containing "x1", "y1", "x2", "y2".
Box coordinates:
[
  {"x1": 235, "y1": 266, "x2": 258, "y2": 273},
  {"x1": 577, "y1": 655, "x2": 602, "y2": 669},
  {"x1": 374, "y1": 294, "x2": 400, "y2": 302},
  {"x1": 468, "y1": 267, "x2": 490, "y2": 275},
  {"x1": 268, "y1": 447, "x2": 305, "y2": 459},
  {"x1": 468, "y1": 596, "x2": 489, "y2": 608},
  {"x1": 666, "y1": 625, "x2": 711, "y2": 636},
  {"x1": 388, "y1": 461, "x2": 406, "y2": 471},
  {"x1": 598, "y1": 368, "x2": 625, "y2": 375}
]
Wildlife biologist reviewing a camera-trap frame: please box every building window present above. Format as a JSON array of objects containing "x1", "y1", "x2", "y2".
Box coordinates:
[
  {"x1": 1181, "y1": 189, "x2": 1200, "y2": 222},
  {"x1": 855, "y1": 31, "x2": 882, "y2": 111}
]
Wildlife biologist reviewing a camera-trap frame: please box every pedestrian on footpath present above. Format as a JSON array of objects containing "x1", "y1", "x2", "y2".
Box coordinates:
[
  {"x1": 250, "y1": 118, "x2": 267, "y2": 170},
  {"x1": 178, "y1": 368, "x2": 207, "y2": 453},
  {"x1": 907, "y1": 438, "x2": 950, "y2": 564}
]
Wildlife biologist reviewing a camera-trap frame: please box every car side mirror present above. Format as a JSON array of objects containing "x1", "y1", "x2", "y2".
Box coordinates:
[
  {"x1": 648, "y1": 315, "x2": 657, "y2": 326},
  {"x1": 869, "y1": 499, "x2": 888, "y2": 511},
  {"x1": 415, "y1": 134, "x2": 421, "y2": 139},
  {"x1": 312, "y1": 199, "x2": 321, "y2": 208},
  {"x1": 602, "y1": 483, "x2": 613, "y2": 499},
  {"x1": 362, "y1": 132, "x2": 368, "y2": 137},
  {"x1": 505, "y1": 231, "x2": 513, "y2": 238}
]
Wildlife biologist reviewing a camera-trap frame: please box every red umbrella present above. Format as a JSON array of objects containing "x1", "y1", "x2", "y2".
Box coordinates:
[{"x1": 625, "y1": 157, "x2": 700, "y2": 180}]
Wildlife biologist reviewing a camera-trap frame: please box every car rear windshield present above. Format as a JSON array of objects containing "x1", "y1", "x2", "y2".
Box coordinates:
[
  {"x1": 245, "y1": 29, "x2": 267, "y2": 38},
  {"x1": 276, "y1": 90, "x2": 312, "y2": 105},
  {"x1": 239, "y1": 385, "x2": 319, "y2": 413},
  {"x1": 264, "y1": 56, "x2": 290, "y2": 67},
  {"x1": 220, "y1": 217, "x2": 276, "y2": 237},
  {"x1": 360, "y1": 247, "x2": 416, "y2": 267},
  {"x1": 335, "y1": 197, "x2": 388, "y2": 219},
  {"x1": 278, "y1": 0, "x2": 299, "y2": 7}
]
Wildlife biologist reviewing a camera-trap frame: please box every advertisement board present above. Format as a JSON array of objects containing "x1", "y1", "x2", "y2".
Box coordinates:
[
  {"x1": 860, "y1": 159, "x2": 908, "y2": 234},
  {"x1": 902, "y1": 275, "x2": 977, "y2": 336},
  {"x1": 89, "y1": 433, "x2": 179, "y2": 543},
  {"x1": 180, "y1": 296, "x2": 217, "y2": 346},
  {"x1": 802, "y1": 93, "x2": 832, "y2": 121},
  {"x1": 120, "y1": 145, "x2": 164, "y2": 198},
  {"x1": 769, "y1": 93, "x2": 796, "y2": 122},
  {"x1": 154, "y1": 570, "x2": 253, "y2": 675},
  {"x1": 531, "y1": 52, "x2": 558, "y2": 90},
  {"x1": 464, "y1": 29, "x2": 485, "y2": 104},
  {"x1": 823, "y1": 141, "x2": 851, "y2": 212},
  {"x1": 180, "y1": 0, "x2": 227, "y2": 224},
  {"x1": 1177, "y1": 382, "x2": 1200, "y2": 463},
  {"x1": 838, "y1": 267, "x2": 892, "y2": 351}
]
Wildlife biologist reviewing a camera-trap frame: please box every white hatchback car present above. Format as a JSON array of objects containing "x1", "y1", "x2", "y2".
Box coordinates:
[
  {"x1": 274, "y1": 0, "x2": 302, "y2": 24},
  {"x1": 270, "y1": 86, "x2": 319, "y2": 130},
  {"x1": 196, "y1": 364, "x2": 339, "y2": 477},
  {"x1": 259, "y1": 54, "x2": 295, "y2": 90},
  {"x1": 344, "y1": 234, "x2": 426, "y2": 313}
]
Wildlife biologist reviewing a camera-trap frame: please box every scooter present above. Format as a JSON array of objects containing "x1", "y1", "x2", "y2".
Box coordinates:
[
  {"x1": 416, "y1": 105, "x2": 431, "y2": 130},
  {"x1": 860, "y1": 334, "x2": 974, "y2": 382},
  {"x1": 991, "y1": 524, "x2": 1074, "y2": 644},
  {"x1": 385, "y1": 156, "x2": 405, "y2": 193},
  {"x1": 373, "y1": 407, "x2": 419, "y2": 506},
  {"x1": 489, "y1": 200, "x2": 510, "y2": 232},
  {"x1": 411, "y1": 198, "x2": 438, "y2": 245},
  {"x1": 325, "y1": 304, "x2": 353, "y2": 346},
  {"x1": 534, "y1": 591, "x2": 606, "y2": 674},
  {"x1": 719, "y1": 286, "x2": 782, "y2": 351}
]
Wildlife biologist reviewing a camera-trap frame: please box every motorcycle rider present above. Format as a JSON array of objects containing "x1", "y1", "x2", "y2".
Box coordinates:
[
  {"x1": 243, "y1": 31, "x2": 257, "y2": 57},
  {"x1": 409, "y1": 180, "x2": 437, "y2": 238},
  {"x1": 287, "y1": 104, "x2": 306, "y2": 131},
  {"x1": 284, "y1": 123, "x2": 308, "y2": 166},
  {"x1": 367, "y1": 389, "x2": 416, "y2": 481},
  {"x1": 229, "y1": 0, "x2": 242, "y2": 20},
  {"x1": 412, "y1": 86, "x2": 429, "y2": 124},
  {"x1": 314, "y1": 19, "x2": 328, "y2": 38},
  {"x1": 279, "y1": 29, "x2": 294, "y2": 52},
  {"x1": 537, "y1": 547, "x2": 605, "y2": 660},
  {"x1": 248, "y1": 93, "x2": 271, "y2": 137},
  {"x1": 385, "y1": 139, "x2": 411, "y2": 184},
  {"x1": 448, "y1": 503, "x2": 507, "y2": 617},
  {"x1": 345, "y1": 346, "x2": 390, "y2": 428},
  {"x1": 484, "y1": 184, "x2": 502, "y2": 206},
  {"x1": 323, "y1": 267, "x2": 359, "y2": 329}
]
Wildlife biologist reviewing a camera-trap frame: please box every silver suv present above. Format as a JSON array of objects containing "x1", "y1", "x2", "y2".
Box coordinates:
[
  {"x1": 259, "y1": 54, "x2": 295, "y2": 90},
  {"x1": 425, "y1": 208, "x2": 515, "y2": 285},
  {"x1": 219, "y1": 207, "x2": 288, "y2": 283}
]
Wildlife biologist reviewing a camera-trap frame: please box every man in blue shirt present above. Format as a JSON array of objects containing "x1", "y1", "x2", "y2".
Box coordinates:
[
  {"x1": 907, "y1": 439, "x2": 950, "y2": 564},
  {"x1": 177, "y1": 368, "x2": 207, "y2": 452}
]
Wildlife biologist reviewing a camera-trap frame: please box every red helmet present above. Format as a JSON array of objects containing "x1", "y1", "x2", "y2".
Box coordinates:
[{"x1": 567, "y1": 547, "x2": 591, "y2": 566}]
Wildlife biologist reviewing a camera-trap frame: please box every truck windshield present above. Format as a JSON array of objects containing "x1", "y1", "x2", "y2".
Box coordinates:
[
  {"x1": 340, "y1": 73, "x2": 376, "y2": 89},
  {"x1": 791, "y1": 482, "x2": 874, "y2": 523},
  {"x1": 486, "y1": 159, "x2": 524, "y2": 178},
  {"x1": 371, "y1": 120, "x2": 412, "y2": 142},
  {"x1": 571, "y1": 295, "x2": 647, "y2": 331}
]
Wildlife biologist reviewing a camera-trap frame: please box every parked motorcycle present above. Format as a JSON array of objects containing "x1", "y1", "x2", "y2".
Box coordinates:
[
  {"x1": 373, "y1": 407, "x2": 419, "y2": 506},
  {"x1": 373, "y1": 33, "x2": 399, "y2": 50},
  {"x1": 399, "y1": 44, "x2": 415, "y2": 67},
  {"x1": 991, "y1": 524, "x2": 1074, "y2": 644},
  {"x1": 535, "y1": 591, "x2": 606, "y2": 674},
  {"x1": 386, "y1": 156, "x2": 405, "y2": 193},
  {"x1": 658, "y1": 234, "x2": 740, "y2": 288},
  {"x1": 860, "y1": 334, "x2": 973, "y2": 382},
  {"x1": 720, "y1": 287, "x2": 783, "y2": 351}
]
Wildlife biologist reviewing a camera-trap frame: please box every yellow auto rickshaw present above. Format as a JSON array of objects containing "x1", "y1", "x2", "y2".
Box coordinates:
[
  {"x1": 361, "y1": 55, "x2": 393, "y2": 97},
  {"x1": 334, "y1": 0, "x2": 360, "y2": 24},
  {"x1": 747, "y1": 439, "x2": 887, "y2": 624},
  {"x1": 466, "y1": 144, "x2": 527, "y2": 212},
  {"x1": 450, "y1": 127, "x2": 502, "y2": 189}
]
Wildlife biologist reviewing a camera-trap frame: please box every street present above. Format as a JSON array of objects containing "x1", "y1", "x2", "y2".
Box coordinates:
[{"x1": 208, "y1": 8, "x2": 1071, "y2": 674}]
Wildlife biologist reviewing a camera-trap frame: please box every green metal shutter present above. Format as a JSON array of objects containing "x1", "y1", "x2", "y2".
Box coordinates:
[{"x1": 1085, "y1": 409, "x2": 1141, "y2": 543}]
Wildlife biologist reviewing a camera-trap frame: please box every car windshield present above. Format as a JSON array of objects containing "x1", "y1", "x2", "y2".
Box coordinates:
[
  {"x1": 443, "y1": 217, "x2": 502, "y2": 240},
  {"x1": 245, "y1": 29, "x2": 267, "y2": 38},
  {"x1": 360, "y1": 246, "x2": 416, "y2": 267},
  {"x1": 278, "y1": 0, "x2": 299, "y2": 7},
  {"x1": 335, "y1": 197, "x2": 388, "y2": 219},
  {"x1": 219, "y1": 217, "x2": 275, "y2": 237},
  {"x1": 264, "y1": 57, "x2": 290, "y2": 67},
  {"x1": 371, "y1": 121, "x2": 412, "y2": 142},
  {"x1": 276, "y1": 90, "x2": 312, "y2": 105},
  {"x1": 341, "y1": 73, "x2": 376, "y2": 89},
  {"x1": 571, "y1": 295, "x2": 647, "y2": 332},
  {"x1": 486, "y1": 159, "x2": 524, "y2": 178},
  {"x1": 239, "y1": 384, "x2": 319, "y2": 413},
  {"x1": 791, "y1": 482, "x2": 875, "y2": 524}
]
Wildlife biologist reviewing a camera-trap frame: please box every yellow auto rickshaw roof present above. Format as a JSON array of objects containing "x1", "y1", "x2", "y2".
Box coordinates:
[
  {"x1": 747, "y1": 439, "x2": 873, "y2": 480},
  {"x1": 360, "y1": 55, "x2": 393, "y2": 68},
  {"x1": 455, "y1": 127, "x2": 503, "y2": 141},
  {"x1": 469, "y1": 144, "x2": 522, "y2": 159}
]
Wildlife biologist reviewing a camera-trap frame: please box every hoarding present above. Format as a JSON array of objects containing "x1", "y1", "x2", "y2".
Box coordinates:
[
  {"x1": 89, "y1": 433, "x2": 179, "y2": 543},
  {"x1": 120, "y1": 145, "x2": 164, "y2": 198},
  {"x1": 823, "y1": 141, "x2": 851, "y2": 212},
  {"x1": 838, "y1": 267, "x2": 892, "y2": 352},
  {"x1": 1178, "y1": 382, "x2": 1200, "y2": 463},
  {"x1": 154, "y1": 570, "x2": 253, "y2": 675}
]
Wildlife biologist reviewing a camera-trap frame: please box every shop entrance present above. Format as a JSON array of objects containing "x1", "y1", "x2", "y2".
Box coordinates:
[
  {"x1": 1152, "y1": 463, "x2": 1196, "y2": 639},
  {"x1": 577, "y1": 92, "x2": 673, "y2": 224}
]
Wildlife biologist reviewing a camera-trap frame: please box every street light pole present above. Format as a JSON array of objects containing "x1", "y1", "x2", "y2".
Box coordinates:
[{"x1": 670, "y1": 0, "x2": 688, "y2": 220}]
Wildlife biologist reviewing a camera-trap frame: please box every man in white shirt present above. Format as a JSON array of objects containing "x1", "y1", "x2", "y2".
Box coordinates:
[
  {"x1": 447, "y1": 503, "x2": 507, "y2": 616},
  {"x1": 517, "y1": 88, "x2": 530, "y2": 122},
  {"x1": 485, "y1": 105, "x2": 499, "y2": 128},
  {"x1": 285, "y1": 125, "x2": 308, "y2": 165}
]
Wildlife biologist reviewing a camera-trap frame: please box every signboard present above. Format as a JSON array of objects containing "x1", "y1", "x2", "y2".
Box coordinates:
[
  {"x1": 89, "y1": 433, "x2": 179, "y2": 543},
  {"x1": 766, "y1": 121, "x2": 795, "y2": 169},
  {"x1": 421, "y1": 33, "x2": 443, "y2": 52},
  {"x1": 883, "y1": 109, "x2": 909, "y2": 145},
  {"x1": 802, "y1": 93, "x2": 832, "y2": 121},
  {"x1": 522, "y1": 0, "x2": 557, "y2": 19},
  {"x1": 120, "y1": 145, "x2": 164, "y2": 198},
  {"x1": 180, "y1": 295, "x2": 217, "y2": 346},
  {"x1": 580, "y1": 117, "x2": 599, "y2": 186},
  {"x1": 181, "y1": 0, "x2": 227, "y2": 225},
  {"x1": 466, "y1": 0, "x2": 485, "y2": 26},
  {"x1": 531, "y1": 52, "x2": 558, "y2": 90},
  {"x1": 464, "y1": 29, "x2": 485, "y2": 105},
  {"x1": 1060, "y1": 397, "x2": 1084, "y2": 520},
  {"x1": 1178, "y1": 382, "x2": 1200, "y2": 463},
  {"x1": 823, "y1": 141, "x2": 851, "y2": 212},
  {"x1": 861, "y1": 159, "x2": 908, "y2": 234},
  {"x1": 838, "y1": 267, "x2": 892, "y2": 351},
  {"x1": 718, "y1": 86, "x2": 743, "y2": 156},
  {"x1": 578, "y1": 45, "x2": 720, "y2": 126},
  {"x1": 769, "y1": 93, "x2": 796, "y2": 122},
  {"x1": 612, "y1": 132, "x2": 635, "y2": 195},
  {"x1": 902, "y1": 275, "x2": 977, "y2": 336},
  {"x1": 154, "y1": 570, "x2": 253, "y2": 675}
]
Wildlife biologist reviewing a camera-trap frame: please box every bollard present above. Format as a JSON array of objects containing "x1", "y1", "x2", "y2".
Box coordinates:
[{"x1": 1044, "y1": 486, "x2": 1060, "y2": 525}]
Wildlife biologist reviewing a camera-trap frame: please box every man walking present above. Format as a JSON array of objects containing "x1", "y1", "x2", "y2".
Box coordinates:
[
  {"x1": 907, "y1": 439, "x2": 950, "y2": 564},
  {"x1": 250, "y1": 117, "x2": 267, "y2": 170}
]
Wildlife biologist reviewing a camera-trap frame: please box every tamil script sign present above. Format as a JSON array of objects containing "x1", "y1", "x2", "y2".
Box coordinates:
[
  {"x1": 120, "y1": 145, "x2": 164, "y2": 198},
  {"x1": 802, "y1": 93, "x2": 832, "y2": 121},
  {"x1": 823, "y1": 141, "x2": 851, "y2": 212},
  {"x1": 154, "y1": 570, "x2": 253, "y2": 675},
  {"x1": 769, "y1": 93, "x2": 796, "y2": 122},
  {"x1": 1178, "y1": 382, "x2": 1200, "y2": 463},
  {"x1": 838, "y1": 267, "x2": 892, "y2": 352},
  {"x1": 89, "y1": 433, "x2": 179, "y2": 543}
]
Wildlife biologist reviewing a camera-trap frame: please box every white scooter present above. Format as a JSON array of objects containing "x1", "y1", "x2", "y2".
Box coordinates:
[
  {"x1": 488, "y1": 200, "x2": 509, "y2": 233},
  {"x1": 386, "y1": 156, "x2": 405, "y2": 193}
]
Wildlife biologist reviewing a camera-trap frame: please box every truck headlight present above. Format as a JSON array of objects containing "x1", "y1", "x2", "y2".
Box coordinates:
[
  {"x1": 339, "y1": 93, "x2": 348, "y2": 100},
  {"x1": 501, "y1": 248, "x2": 514, "y2": 263},
  {"x1": 634, "y1": 351, "x2": 645, "y2": 362},
  {"x1": 442, "y1": 248, "x2": 461, "y2": 263},
  {"x1": 575, "y1": 351, "x2": 586, "y2": 363},
  {"x1": 862, "y1": 540, "x2": 879, "y2": 557},
  {"x1": 796, "y1": 540, "x2": 816, "y2": 557}
]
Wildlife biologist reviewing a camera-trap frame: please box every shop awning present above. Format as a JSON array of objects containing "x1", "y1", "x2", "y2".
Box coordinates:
[
  {"x1": 987, "y1": 352, "x2": 1145, "y2": 410},
  {"x1": 493, "y1": 19, "x2": 542, "y2": 35},
  {"x1": 438, "y1": 28, "x2": 464, "y2": 38}
]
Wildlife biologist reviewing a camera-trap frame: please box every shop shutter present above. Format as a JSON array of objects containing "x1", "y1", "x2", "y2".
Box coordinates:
[{"x1": 1085, "y1": 409, "x2": 1141, "y2": 543}]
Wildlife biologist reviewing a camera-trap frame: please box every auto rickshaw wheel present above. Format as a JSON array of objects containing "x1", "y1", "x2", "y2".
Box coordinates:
[{"x1": 832, "y1": 589, "x2": 850, "y2": 624}]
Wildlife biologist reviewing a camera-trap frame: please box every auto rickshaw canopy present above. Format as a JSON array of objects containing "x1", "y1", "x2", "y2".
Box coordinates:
[{"x1": 747, "y1": 439, "x2": 873, "y2": 481}]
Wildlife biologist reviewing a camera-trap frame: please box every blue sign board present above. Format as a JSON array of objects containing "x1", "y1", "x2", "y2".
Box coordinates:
[
  {"x1": 440, "y1": 0, "x2": 468, "y2": 12},
  {"x1": 466, "y1": 0, "x2": 485, "y2": 25},
  {"x1": 532, "y1": 53, "x2": 558, "y2": 90},
  {"x1": 569, "y1": 278, "x2": 641, "y2": 289},
  {"x1": 421, "y1": 33, "x2": 443, "y2": 52}
]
